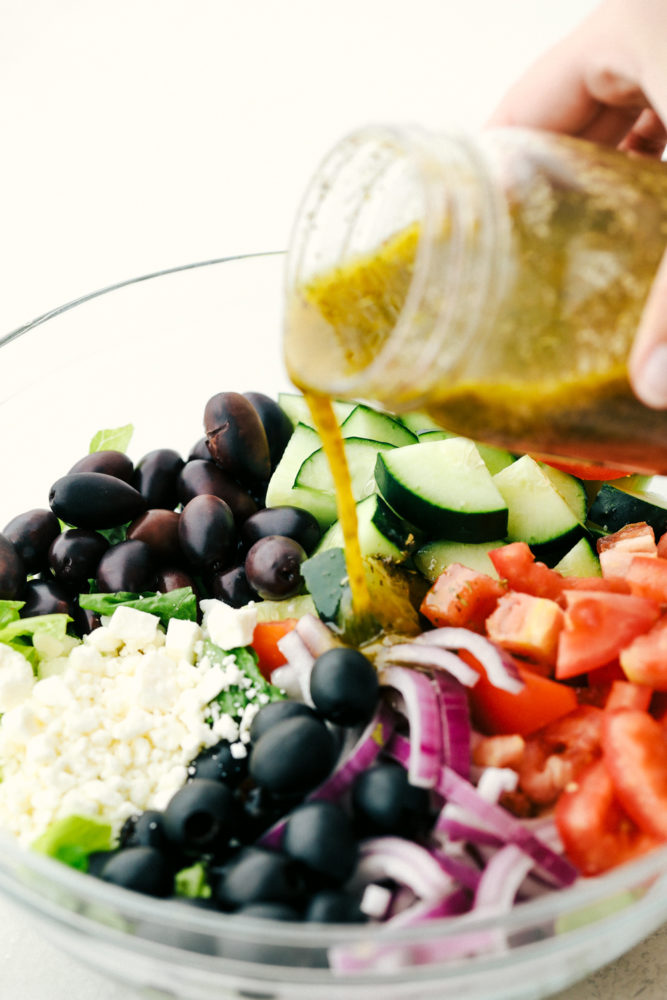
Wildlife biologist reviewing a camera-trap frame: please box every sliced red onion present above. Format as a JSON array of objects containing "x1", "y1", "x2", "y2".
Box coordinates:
[
  {"x1": 268, "y1": 663, "x2": 302, "y2": 700},
  {"x1": 350, "y1": 837, "x2": 457, "y2": 901},
  {"x1": 377, "y1": 641, "x2": 480, "y2": 687},
  {"x1": 473, "y1": 843, "x2": 534, "y2": 911},
  {"x1": 384, "y1": 886, "x2": 471, "y2": 928},
  {"x1": 434, "y1": 814, "x2": 504, "y2": 848},
  {"x1": 294, "y1": 613, "x2": 341, "y2": 657},
  {"x1": 276, "y1": 629, "x2": 315, "y2": 705},
  {"x1": 416, "y1": 628, "x2": 524, "y2": 694},
  {"x1": 431, "y1": 673, "x2": 471, "y2": 778},
  {"x1": 436, "y1": 765, "x2": 578, "y2": 887},
  {"x1": 426, "y1": 845, "x2": 482, "y2": 891},
  {"x1": 378, "y1": 666, "x2": 442, "y2": 788},
  {"x1": 257, "y1": 701, "x2": 395, "y2": 849}
]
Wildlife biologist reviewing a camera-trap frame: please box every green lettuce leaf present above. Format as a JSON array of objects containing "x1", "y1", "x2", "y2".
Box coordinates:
[
  {"x1": 0, "y1": 600, "x2": 25, "y2": 630},
  {"x1": 0, "y1": 609, "x2": 73, "y2": 669},
  {"x1": 174, "y1": 861, "x2": 211, "y2": 899},
  {"x1": 32, "y1": 814, "x2": 114, "y2": 871},
  {"x1": 89, "y1": 424, "x2": 134, "y2": 454},
  {"x1": 203, "y1": 640, "x2": 285, "y2": 720},
  {"x1": 79, "y1": 587, "x2": 197, "y2": 627}
]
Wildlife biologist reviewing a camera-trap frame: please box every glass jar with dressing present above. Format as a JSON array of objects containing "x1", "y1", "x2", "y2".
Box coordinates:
[{"x1": 284, "y1": 125, "x2": 667, "y2": 474}]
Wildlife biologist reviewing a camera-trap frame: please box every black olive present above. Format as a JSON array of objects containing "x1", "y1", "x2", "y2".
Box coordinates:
[
  {"x1": 68, "y1": 450, "x2": 134, "y2": 483},
  {"x1": 241, "y1": 506, "x2": 321, "y2": 555},
  {"x1": 3, "y1": 509, "x2": 61, "y2": 574},
  {"x1": 95, "y1": 539, "x2": 156, "y2": 592},
  {"x1": 119, "y1": 810, "x2": 169, "y2": 851},
  {"x1": 49, "y1": 473, "x2": 147, "y2": 529},
  {"x1": 99, "y1": 846, "x2": 174, "y2": 897},
  {"x1": 309, "y1": 647, "x2": 379, "y2": 726},
  {"x1": 248, "y1": 700, "x2": 320, "y2": 744},
  {"x1": 177, "y1": 460, "x2": 257, "y2": 526},
  {"x1": 236, "y1": 902, "x2": 302, "y2": 921},
  {"x1": 351, "y1": 761, "x2": 433, "y2": 838},
  {"x1": 243, "y1": 392, "x2": 294, "y2": 470},
  {"x1": 163, "y1": 779, "x2": 239, "y2": 853},
  {"x1": 127, "y1": 509, "x2": 182, "y2": 565},
  {"x1": 188, "y1": 740, "x2": 248, "y2": 789},
  {"x1": 249, "y1": 715, "x2": 337, "y2": 796},
  {"x1": 303, "y1": 890, "x2": 367, "y2": 924},
  {"x1": 204, "y1": 392, "x2": 271, "y2": 484},
  {"x1": 133, "y1": 448, "x2": 184, "y2": 509},
  {"x1": 282, "y1": 801, "x2": 358, "y2": 883},
  {"x1": 212, "y1": 846, "x2": 306, "y2": 909},
  {"x1": 48, "y1": 528, "x2": 109, "y2": 589},
  {"x1": 178, "y1": 495, "x2": 237, "y2": 570}
]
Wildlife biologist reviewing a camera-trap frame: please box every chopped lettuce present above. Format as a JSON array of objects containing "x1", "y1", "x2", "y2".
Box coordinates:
[
  {"x1": 203, "y1": 641, "x2": 285, "y2": 719},
  {"x1": 32, "y1": 814, "x2": 114, "y2": 871},
  {"x1": 175, "y1": 861, "x2": 212, "y2": 899},
  {"x1": 79, "y1": 587, "x2": 197, "y2": 628},
  {"x1": 89, "y1": 424, "x2": 134, "y2": 454},
  {"x1": 0, "y1": 601, "x2": 73, "y2": 669}
]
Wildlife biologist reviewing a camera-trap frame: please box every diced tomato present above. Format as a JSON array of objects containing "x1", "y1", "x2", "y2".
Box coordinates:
[
  {"x1": 485, "y1": 591, "x2": 564, "y2": 668},
  {"x1": 517, "y1": 705, "x2": 603, "y2": 806},
  {"x1": 251, "y1": 619, "x2": 298, "y2": 679},
  {"x1": 587, "y1": 660, "x2": 626, "y2": 686},
  {"x1": 598, "y1": 523, "x2": 657, "y2": 580},
  {"x1": 555, "y1": 759, "x2": 660, "y2": 875},
  {"x1": 605, "y1": 680, "x2": 653, "y2": 712},
  {"x1": 620, "y1": 614, "x2": 667, "y2": 690},
  {"x1": 489, "y1": 543, "x2": 566, "y2": 602},
  {"x1": 627, "y1": 556, "x2": 667, "y2": 603},
  {"x1": 420, "y1": 563, "x2": 507, "y2": 633},
  {"x1": 556, "y1": 590, "x2": 661, "y2": 679},
  {"x1": 463, "y1": 650, "x2": 578, "y2": 737},
  {"x1": 658, "y1": 533, "x2": 667, "y2": 559},
  {"x1": 531, "y1": 456, "x2": 633, "y2": 480},
  {"x1": 603, "y1": 709, "x2": 667, "y2": 841}
]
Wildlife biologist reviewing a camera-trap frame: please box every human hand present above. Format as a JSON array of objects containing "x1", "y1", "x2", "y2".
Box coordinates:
[{"x1": 489, "y1": 0, "x2": 667, "y2": 408}]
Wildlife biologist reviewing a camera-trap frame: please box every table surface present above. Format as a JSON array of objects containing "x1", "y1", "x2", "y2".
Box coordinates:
[{"x1": 2, "y1": 1, "x2": 666, "y2": 997}]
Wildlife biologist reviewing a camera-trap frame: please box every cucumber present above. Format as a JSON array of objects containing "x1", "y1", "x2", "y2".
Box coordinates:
[
  {"x1": 588, "y1": 482, "x2": 667, "y2": 536},
  {"x1": 296, "y1": 437, "x2": 393, "y2": 502},
  {"x1": 254, "y1": 594, "x2": 319, "y2": 622},
  {"x1": 553, "y1": 537, "x2": 601, "y2": 578},
  {"x1": 414, "y1": 538, "x2": 505, "y2": 581},
  {"x1": 316, "y1": 493, "x2": 417, "y2": 561},
  {"x1": 493, "y1": 455, "x2": 585, "y2": 564},
  {"x1": 540, "y1": 464, "x2": 587, "y2": 522},
  {"x1": 398, "y1": 410, "x2": 443, "y2": 433},
  {"x1": 265, "y1": 422, "x2": 337, "y2": 528},
  {"x1": 277, "y1": 392, "x2": 355, "y2": 429},
  {"x1": 418, "y1": 430, "x2": 513, "y2": 475},
  {"x1": 375, "y1": 438, "x2": 509, "y2": 542},
  {"x1": 341, "y1": 404, "x2": 418, "y2": 447}
]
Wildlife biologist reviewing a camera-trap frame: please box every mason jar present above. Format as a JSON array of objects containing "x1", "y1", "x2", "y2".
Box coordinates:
[{"x1": 284, "y1": 125, "x2": 667, "y2": 473}]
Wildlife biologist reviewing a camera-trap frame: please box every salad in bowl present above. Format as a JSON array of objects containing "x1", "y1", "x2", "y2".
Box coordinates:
[{"x1": 0, "y1": 252, "x2": 666, "y2": 1000}]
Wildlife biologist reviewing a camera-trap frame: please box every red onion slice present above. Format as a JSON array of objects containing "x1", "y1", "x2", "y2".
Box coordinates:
[
  {"x1": 431, "y1": 673, "x2": 471, "y2": 778},
  {"x1": 295, "y1": 613, "x2": 342, "y2": 656},
  {"x1": 379, "y1": 665, "x2": 442, "y2": 788},
  {"x1": 416, "y1": 628, "x2": 524, "y2": 694},
  {"x1": 276, "y1": 629, "x2": 316, "y2": 705},
  {"x1": 350, "y1": 836, "x2": 457, "y2": 901},
  {"x1": 474, "y1": 843, "x2": 534, "y2": 911},
  {"x1": 378, "y1": 642, "x2": 480, "y2": 687}
]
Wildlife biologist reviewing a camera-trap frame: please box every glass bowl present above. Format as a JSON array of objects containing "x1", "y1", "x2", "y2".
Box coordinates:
[{"x1": 0, "y1": 253, "x2": 666, "y2": 1000}]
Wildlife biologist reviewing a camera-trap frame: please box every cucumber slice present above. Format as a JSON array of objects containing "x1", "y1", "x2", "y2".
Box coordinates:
[
  {"x1": 494, "y1": 455, "x2": 585, "y2": 564},
  {"x1": 296, "y1": 437, "x2": 393, "y2": 502},
  {"x1": 265, "y1": 422, "x2": 337, "y2": 528},
  {"x1": 588, "y1": 482, "x2": 667, "y2": 536},
  {"x1": 277, "y1": 392, "x2": 355, "y2": 429},
  {"x1": 254, "y1": 594, "x2": 319, "y2": 622},
  {"x1": 341, "y1": 404, "x2": 418, "y2": 447},
  {"x1": 316, "y1": 493, "x2": 417, "y2": 561},
  {"x1": 418, "y1": 430, "x2": 513, "y2": 475},
  {"x1": 414, "y1": 539, "x2": 504, "y2": 581},
  {"x1": 540, "y1": 464, "x2": 588, "y2": 522},
  {"x1": 399, "y1": 410, "x2": 443, "y2": 433},
  {"x1": 553, "y1": 537, "x2": 601, "y2": 578},
  {"x1": 375, "y1": 438, "x2": 509, "y2": 542}
]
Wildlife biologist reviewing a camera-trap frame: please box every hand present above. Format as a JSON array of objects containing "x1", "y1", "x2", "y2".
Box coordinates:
[{"x1": 489, "y1": 0, "x2": 667, "y2": 408}]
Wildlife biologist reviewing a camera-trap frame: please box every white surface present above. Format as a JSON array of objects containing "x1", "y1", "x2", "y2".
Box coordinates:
[{"x1": 3, "y1": 1, "x2": 667, "y2": 998}]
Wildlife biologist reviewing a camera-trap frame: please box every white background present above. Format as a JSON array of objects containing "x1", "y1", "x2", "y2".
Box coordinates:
[{"x1": 3, "y1": 2, "x2": 667, "y2": 999}]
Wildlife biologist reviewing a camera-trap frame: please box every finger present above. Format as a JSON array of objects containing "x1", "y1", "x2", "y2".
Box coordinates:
[
  {"x1": 629, "y1": 249, "x2": 667, "y2": 408},
  {"x1": 619, "y1": 108, "x2": 667, "y2": 158},
  {"x1": 575, "y1": 103, "x2": 644, "y2": 146}
]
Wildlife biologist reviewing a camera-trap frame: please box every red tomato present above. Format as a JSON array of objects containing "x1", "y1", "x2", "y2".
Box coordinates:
[
  {"x1": 485, "y1": 591, "x2": 564, "y2": 667},
  {"x1": 658, "y1": 533, "x2": 667, "y2": 559},
  {"x1": 489, "y1": 543, "x2": 565, "y2": 602},
  {"x1": 587, "y1": 660, "x2": 626, "y2": 686},
  {"x1": 420, "y1": 563, "x2": 507, "y2": 632},
  {"x1": 605, "y1": 681, "x2": 653, "y2": 713},
  {"x1": 556, "y1": 590, "x2": 661, "y2": 679},
  {"x1": 603, "y1": 708, "x2": 667, "y2": 840},
  {"x1": 463, "y1": 651, "x2": 578, "y2": 737},
  {"x1": 251, "y1": 619, "x2": 298, "y2": 679},
  {"x1": 555, "y1": 759, "x2": 660, "y2": 875},
  {"x1": 620, "y1": 615, "x2": 667, "y2": 690},
  {"x1": 517, "y1": 705, "x2": 603, "y2": 806},
  {"x1": 627, "y1": 556, "x2": 667, "y2": 603},
  {"x1": 530, "y1": 455, "x2": 633, "y2": 480}
]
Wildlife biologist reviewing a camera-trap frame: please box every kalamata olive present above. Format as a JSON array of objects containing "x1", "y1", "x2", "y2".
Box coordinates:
[
  {"x1": 178, "y1": 495, "x2": 237, "y2": 570},
  {"x1": 204, "y1": 391, "x2": 271, "y2": 484},
  {"x1": 133, "y1": 449, "x2": 184, "y2": 509},
  {"x1": 154, "y1": 567, "x2": 198, "y2": 594},
  {"x1": 48, "y1": 528, "x2": 109, "y2": 589},
  {"x1": 209, "y1": 565, "x2": 258, "y2": 607},
  {"x1": 0, "y1": 534, "x2": 26, "y2": 600},
  {"x1": 244, "y1": 535, "x2": 306, "y2": 600},
  {"x1": 241, "y1": 506, "x2": 321, "y2": 554},
  {"x1": 243, "y1": 392, "x2": 293, "y2": 470},
  {"x1": 68, "y1": 450, "x2": 134, "y2": 483},
  {"x1": 249, "y1": 715, "x2": 337, "y2": 795},
  {"x1": 3, "y1": 508, "x2": 61, "y2": 573},
  {"x1": 49, "y1": 473, "x2": 147, "y2": 529},
  {"x1": 177, "y1": 460, "x2": 257, "y2": 525},
  {"x1": 95, "y1": 539, "x2": 156, "y2": 592},
  {"x1": 20, "y1": 578, "x2": 75, "y2": 618},
  {"x1": 71, "y1": 604, "x2": 101, "y2": 636},
  {"x1": 188, "y1": 437, "x2": 211, "y2": 461},
  {"x1": 127, "y1": 510, "x2": 182, "y2": 564}
]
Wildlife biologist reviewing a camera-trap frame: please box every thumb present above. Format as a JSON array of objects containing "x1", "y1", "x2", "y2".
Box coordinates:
[{"x1": 629, "y1": 247, "x2": 667, "y2": 409}]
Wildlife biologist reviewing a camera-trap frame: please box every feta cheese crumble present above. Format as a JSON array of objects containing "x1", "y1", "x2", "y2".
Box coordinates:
[{"x1": 0, "y1": 605, "x2": 258, "y2": 846}]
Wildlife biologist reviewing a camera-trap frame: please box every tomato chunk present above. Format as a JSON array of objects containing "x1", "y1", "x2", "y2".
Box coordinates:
[
  {"x1": 602, "y1": 709, "x2": 667, "y2": 840},
  {"x1": 598, "y1": 523, "x2": 657, "y2": 580},
  {"x1": 485, "y1": 591, "x2": 564, "y2": 668},
  {"x1": 489, "y1": 543, "x2": 565, "y2": 602},
  {"x1": 556, "y1": 590, "x2": 660, "y2": 679},
  {"x1": 627, "y1": 556, "x2": 667, "y2": 603},
  {"x1": 555, "y1": 759, "x2": 660, "y2": 875},
  {"x1": 620, "y1": 614, "x2": 667, "y2": 690},
  {"x1": 251, "y1": 619, "x2": 298, "y2": 678},
  {"x1": 518, "y1": 705, "x2": 603, "y2": 806},
  {"x1": 605, "y1": 681, "x2": 653, "y2": 713},
  {"x1": 420, "y1": 563, "x2": 506, "y2": 632}
]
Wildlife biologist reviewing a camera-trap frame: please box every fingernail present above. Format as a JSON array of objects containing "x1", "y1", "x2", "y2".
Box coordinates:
[{"x1": 636, "y1": 343, "x2": 667, "y2": 408}]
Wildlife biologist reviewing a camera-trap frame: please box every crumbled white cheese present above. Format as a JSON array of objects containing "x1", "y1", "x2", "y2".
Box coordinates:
[
  {"x1": 0, "y1": 606, "x2": 245, "y2": 846},
  {"x1": 165, "y1": 618, "x2": 203, "y2": 664},
  {"x1": 200, "y1": 599, "x2": 258, "y2": 649}
]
